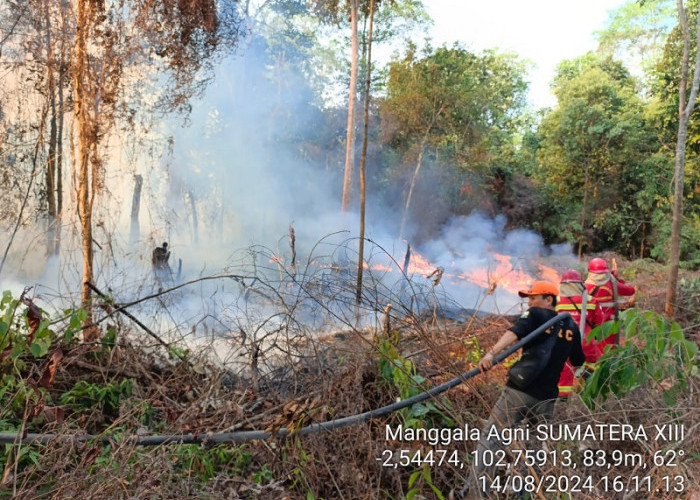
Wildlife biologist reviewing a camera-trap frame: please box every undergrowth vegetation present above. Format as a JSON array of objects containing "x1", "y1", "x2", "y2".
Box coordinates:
[{"x1": 0, "y1": 258, "x2": 698, "y2": 499}]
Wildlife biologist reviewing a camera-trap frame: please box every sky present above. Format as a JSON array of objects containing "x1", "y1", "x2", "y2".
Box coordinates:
[{"x1": 426, "y1": 0, "x2": 629, "y2": 109}]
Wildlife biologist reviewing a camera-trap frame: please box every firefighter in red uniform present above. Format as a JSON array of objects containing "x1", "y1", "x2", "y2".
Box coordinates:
[
  {"x1": 556, "y1": 270, "x2": 604, "y2": 397},
  {"x1": 585, "y1": 257, "x2": 636, "y2": 350}
]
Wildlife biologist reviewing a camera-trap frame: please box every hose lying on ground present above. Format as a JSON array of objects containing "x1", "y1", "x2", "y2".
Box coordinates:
[{"x1": 0, "y1": 313, "x2": 570, "y2": 446}]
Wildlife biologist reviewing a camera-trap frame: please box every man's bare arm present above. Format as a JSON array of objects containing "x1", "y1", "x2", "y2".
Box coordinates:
[{"x1": 478, "y1": 330, "x2": 518, "y2": 372}]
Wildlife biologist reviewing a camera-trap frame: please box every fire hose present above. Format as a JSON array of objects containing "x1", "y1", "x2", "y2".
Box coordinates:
[{"x1": 0, "y1": 313, "x2": 571, "y2": 446}]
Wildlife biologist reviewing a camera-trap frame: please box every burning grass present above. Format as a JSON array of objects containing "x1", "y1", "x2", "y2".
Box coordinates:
[{"x1": 1, "y1": 248, "x2": 699, "y2": 499}]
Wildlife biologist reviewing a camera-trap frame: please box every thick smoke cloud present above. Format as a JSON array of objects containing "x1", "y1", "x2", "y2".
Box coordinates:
[{"x1": 0, "y1": 36, "x2": 575, "y2": 334}]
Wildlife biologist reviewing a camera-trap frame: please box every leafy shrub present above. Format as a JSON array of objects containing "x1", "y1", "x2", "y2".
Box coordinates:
[
  {"x1": 581, "y1": 309, "x2": 698, "y2": 407},
  {"x1": 59, "y1": 379, "x2": 134, "y2": 415},
  {"x1": 377, "y1": 336, "x2": 453, "y2": 429},
  {"x1": 649, "y1": 212, "x2": 700, "y2": 269},
  {"x1": 0, "y1": 290, "x2": 53, "y2": 361},
  {"x1": 677, "y1": 277, "x2": 700, "y2": 333},
  {"x1": 170, "y1": 444, "x2": 252, "y2": 481},
  {"x1": 0, "y1": 375, "x2": 47, "y2": 429}
]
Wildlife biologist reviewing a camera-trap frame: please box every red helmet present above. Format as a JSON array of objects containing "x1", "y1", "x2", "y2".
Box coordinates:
[
  {"x1": 588, "y1": 258, "x2": 610, "y2": 273},
  {"x1": 560, "y1": 269, "x2": 583, "y2": 283}
]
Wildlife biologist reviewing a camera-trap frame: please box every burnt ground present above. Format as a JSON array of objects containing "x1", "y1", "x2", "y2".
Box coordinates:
[{"x1": 1, "y1": 255, "x2": 699, "y2": 499}]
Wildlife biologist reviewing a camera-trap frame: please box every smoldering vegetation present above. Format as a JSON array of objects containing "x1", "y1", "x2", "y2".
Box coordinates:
[{"x1": 1, "y1": 255, "x2": 698, "y2": 499}]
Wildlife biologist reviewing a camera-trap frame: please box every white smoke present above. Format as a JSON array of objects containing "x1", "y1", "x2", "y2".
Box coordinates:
[{"x1": 0, "y1": 37, "x2": 579, "y2": 354}]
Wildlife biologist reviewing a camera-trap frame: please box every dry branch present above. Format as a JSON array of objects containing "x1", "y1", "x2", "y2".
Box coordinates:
[{"x1": 86, "y1": 282, "x2": 172, "y2": 353}]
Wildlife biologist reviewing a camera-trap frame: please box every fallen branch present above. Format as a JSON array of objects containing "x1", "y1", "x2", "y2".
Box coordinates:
[
  {"x1": 67, "y1": 358, "x2": 141, "y2": 380},
  {"x1": 86, "y1": 282, "x2": 173, "y2": 355}
]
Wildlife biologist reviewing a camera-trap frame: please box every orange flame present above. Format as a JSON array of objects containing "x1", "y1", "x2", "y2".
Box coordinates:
[
  {"x1": 364, "y1": 261, "x2": 393, "y2": 273},
  {"x1": 538, "y1": 263, "x2": 560, "y2": 284},
  {"x1": 364, "y1": 251, "x2": 437, "y2": 276},
  {"x1": 457, "y1": 254, "x2": 537, "y2": 294},
  {"x1": 407, "y1": 253, "x2": 435, "y2": 276},
  {"x1": 358, "y1": 249, "x2": 561, "y2": 296}
]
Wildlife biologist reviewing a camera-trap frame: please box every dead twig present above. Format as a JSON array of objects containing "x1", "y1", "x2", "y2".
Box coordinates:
[
  {"x1": 86, "y1": 282, "x2": 174, "y2": 355},
  {"x1": 67, "y1": 358, "x2": 141, "y2": 380}
]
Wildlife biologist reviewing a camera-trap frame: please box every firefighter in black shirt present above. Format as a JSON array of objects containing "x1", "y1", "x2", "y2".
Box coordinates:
[{"x1": 464, "y1": 281, "x2": 585, "y2": 498}]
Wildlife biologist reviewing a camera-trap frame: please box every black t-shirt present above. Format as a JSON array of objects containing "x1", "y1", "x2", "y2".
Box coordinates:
[{"x1": 505, "y1": 307, "x2": 585, "y2": 400}]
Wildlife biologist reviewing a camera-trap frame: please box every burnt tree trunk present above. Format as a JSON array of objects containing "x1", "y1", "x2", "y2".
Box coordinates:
[
  {"x1": 189, "y1": 190, "x2": 199, "y2": 245},
  {"x1": 130, "y1": 174, "x2": 143, "y2": 246},
  {"x1": 43, "y1": 1, "x2": 66, "y2": 258}
]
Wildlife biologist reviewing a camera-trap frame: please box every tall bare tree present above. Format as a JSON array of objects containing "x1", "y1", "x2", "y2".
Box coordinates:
[
  {"x1": 0, "y1": 0, "x2": 72, "y2": 263},
  {"x1": 356, "y1": 0, "x2": 375, "y2": 305},
  {"x1": 73, "y1": 0, "x2": 100, "y2": 337},
  {"x1": 70, "y1": 0, "x2": 240, "y2": 338},
  {"x1": 43, "y1": 0, "x2": 70, "y2": 257},
  {"x1": 665, "y1": 0, "x2": 700, "y2": 318},
  {"x1": 305, "y1": 0, "x2": 428, "y2": 216},
  {"x1": 341, "y1": 0, "x2": 359, "y2": 213}
]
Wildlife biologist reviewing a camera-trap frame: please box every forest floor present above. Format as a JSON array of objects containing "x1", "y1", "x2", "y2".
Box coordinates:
[{"x1": 1, "y1": 254, "x2": 699, "y2": 499}]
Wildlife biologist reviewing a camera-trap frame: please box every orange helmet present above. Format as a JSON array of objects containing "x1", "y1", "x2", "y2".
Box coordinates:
[
  {"x1": 588, "y1": 258, "x2": 609, "y2": 273},
  {"x1": 560, "y1": 269, "x2": 583, "y2": 283}
]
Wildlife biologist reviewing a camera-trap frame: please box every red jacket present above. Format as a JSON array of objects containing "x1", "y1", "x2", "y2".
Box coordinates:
[
  {"x1": 585, "y1": 279, "x2": 636, "y2": 323},
  {"x1": 556, "y1": 296, "x2": 605, "y2": 396},
  {"x1": 556, "y1": 295, "x2": 604, "y2": 335}
]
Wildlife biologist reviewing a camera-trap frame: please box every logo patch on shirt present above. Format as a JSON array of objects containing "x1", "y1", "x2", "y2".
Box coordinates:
[{"x1": 520, "y1": 310, "x2": 530, "y2": 319}]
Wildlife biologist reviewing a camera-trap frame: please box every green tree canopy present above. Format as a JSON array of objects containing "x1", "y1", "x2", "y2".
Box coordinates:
[
  {"x1": 378, "y1": 45, "x2": 528, "y2": 238},
  {"x1": 647, "y1": 0, "x2": 700, "y2": 266},
  {"x1": 536, "y1": 53, "x2": 663, "y2": 256},
  {"x1": 381, "y1": 45, "x2": 527, "y2": 169}
]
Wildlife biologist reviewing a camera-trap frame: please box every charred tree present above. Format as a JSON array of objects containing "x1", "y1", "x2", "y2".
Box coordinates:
[
  {"x1": 130, "y1": 174, "x2": 143, "y2": 246},
  {"x1": 43, "y1": 0, "x2": 69, "y2": 257},
  {"x1": 189, "y1": 189, "x2": 199, "y2": 245},
  {"x1": 69, "y1": 0, "x2": 241, "y2": 337}
]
